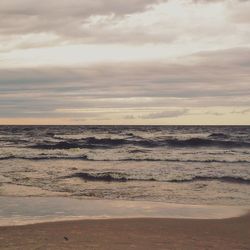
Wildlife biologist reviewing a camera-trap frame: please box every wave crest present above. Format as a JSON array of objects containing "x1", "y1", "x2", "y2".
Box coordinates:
[
  {"x1": 30, "y1": 137, "x2": 250, "y2": 150},
  {"x1": 64, "y1": 172, "x2": 250, "y2": 185}
]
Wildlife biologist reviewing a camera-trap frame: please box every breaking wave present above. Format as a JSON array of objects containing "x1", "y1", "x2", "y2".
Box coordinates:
[
  {"x1": 208, "y1": 133, "x2": 228, "y2": 138},
  {"x1": 172, "y1": 176, "x2": 250, "y2": 185},
  {"x1": 0, "y1": 155, "x2": 88, "y2": 161},
  {"x1": 30, "y1": 137, "x2": 250, "y2": 150},
  {"x1": 64, "y1": 171, "x2": 250, "y2": 185},
  {"x1": 64, "y1": 172, "x2": 156, "y2": 182},
  {"x1": 0, "y1": 155, "x2": 249, "y2": 164}
]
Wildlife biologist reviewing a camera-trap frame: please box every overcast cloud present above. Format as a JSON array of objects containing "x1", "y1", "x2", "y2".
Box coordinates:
[{"x1": 0, "y1": 0, "x2": 249, "y2": 124}]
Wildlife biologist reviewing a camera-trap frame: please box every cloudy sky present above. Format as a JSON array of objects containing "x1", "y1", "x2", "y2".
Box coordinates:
[{"x1": 0, "y1": 0, "x2": 250, "y2": 125}]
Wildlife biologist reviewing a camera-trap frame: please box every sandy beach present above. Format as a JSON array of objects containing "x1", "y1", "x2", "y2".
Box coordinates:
[{"x1": 1, "y1": 214, "x2": 250, "y2": 250}]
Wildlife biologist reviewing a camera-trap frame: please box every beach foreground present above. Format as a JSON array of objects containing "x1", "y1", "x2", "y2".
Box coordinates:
[{"x1": 1, "y1": 214, "x2": 250, "y2": 250}]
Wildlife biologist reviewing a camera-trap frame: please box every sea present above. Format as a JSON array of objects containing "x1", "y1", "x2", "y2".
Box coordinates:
[{"x1": 0, "y1": 125, "x2": 250, "y2": 206}]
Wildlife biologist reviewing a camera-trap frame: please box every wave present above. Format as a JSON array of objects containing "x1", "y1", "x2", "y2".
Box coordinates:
[
  {"x1": 64, "y1": 172, "x2": 155, "y2": 182},
  {"x1": 29, "y1": 137, "x2": 250, "y2": 150},
  {"x1": 0, "y1": 155, "x2": 88, "y2": 161},
  {"x1": 31, "y1": 141, "x2": 85, "y2": 150},
  {"x1": 30, "y1": 138, "x2": 134, "y2": 149},
  {"x1": 165, "y1": 138, "x2": 250, "y2": 148},
  {"x1": 208, "y1": 133, "x2": 228, "y2": 138},
  {"x1": 64, "y1": 172, "x2": 250, "y2": 185},
  {"x1": 118, "y1": 158, "x2": 250, "y2": 164},
  {"x1": 0, "y1": 155, "x2": 249, "y2": 164},
  {"x1": 171, "y1": 176, "x2": 250, "y2": 185}
]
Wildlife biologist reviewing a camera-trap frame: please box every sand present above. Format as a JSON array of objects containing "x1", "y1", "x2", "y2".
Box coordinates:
[{"x1": 1, "y1": 214, "x2": 250, "y2": 250}]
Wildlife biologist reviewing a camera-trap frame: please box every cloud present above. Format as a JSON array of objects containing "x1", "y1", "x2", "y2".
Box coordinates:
[
  {"x1": 231, "y1": 108, "x2": 250, "y2": 114},
  {"x1": 204, "y1": 111, "x2": 225, "y2": 116},
  {"x1": 228, "y1": 0, "x2": 250, "y2": 23},
  {"x1": 140, "y1": 109, "x2": 189, "y2": 119},
  {"x1": 0, "y1": 0, "x2": 161, "y2": 16},
  {"x1": 0, "y1": 47, "x2": 249, "y2": 120},
  {"x1": 1, "y1": 0, "x2": 250, "y2": 50},
  {"x1": 1, "y1": 46, "x2": 249, "y2": 95},
  {"x1": 124, "y1": 115, "x2": 136, "y2": 120},
  {"x1": 0, "y1": 0, "x2": 162, "y2": 35},
  {"x1": 0, "y1": 0, "x2": 249, "y2": 124}
]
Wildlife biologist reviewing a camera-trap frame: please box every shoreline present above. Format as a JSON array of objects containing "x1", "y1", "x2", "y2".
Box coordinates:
[
  {"x1": 1, "y1": 197, "x2": 249, "y2": 249},
  {"x1": 0, "y1": 196, "x2": 248, "y2": 226},
  {"x1": 1, "y1": 214, "x2": 250, "y2": 250}
]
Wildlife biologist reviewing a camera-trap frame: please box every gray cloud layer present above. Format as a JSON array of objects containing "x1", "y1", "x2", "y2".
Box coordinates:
[
  {"x1": 0, "y1": 47, "x2": 249, "y2": 118},
  {"x1": 140, "y1": 109, "x2": 189, "y2": 119},
  {"x1": 0, "y1": 0, "x2": 250, "y2": 123},
  {"x1": 1, "y1": 0, "x2": 249, "y2": 48},
  {"x1": 0, "y1": 0, "x2": 161, "y2": 35}
]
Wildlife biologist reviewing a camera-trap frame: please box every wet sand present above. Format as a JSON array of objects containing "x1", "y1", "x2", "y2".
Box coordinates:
[{"x1": 1, "y1": 214, "x2": 250, "y2": 250}]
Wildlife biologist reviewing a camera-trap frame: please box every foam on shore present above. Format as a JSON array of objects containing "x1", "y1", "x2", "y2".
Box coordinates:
[{"x1": 0, "y1": 197, "x2": 248, "y2": 226}]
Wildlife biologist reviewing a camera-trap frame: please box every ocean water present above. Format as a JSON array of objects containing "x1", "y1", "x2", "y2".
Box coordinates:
[{"x1": 0, "y1": 125, "x2": 250, "y2": 205}]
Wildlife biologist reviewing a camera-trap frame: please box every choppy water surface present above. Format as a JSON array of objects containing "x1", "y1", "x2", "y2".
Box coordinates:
[{"x1": 0, "y1": 125, "x2": 250, "y2": 205}]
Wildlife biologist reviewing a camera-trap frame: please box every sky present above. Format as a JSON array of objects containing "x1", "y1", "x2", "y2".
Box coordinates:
[{"x1": 0, "y1": 0, "x2": 250, "y2": 125}]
